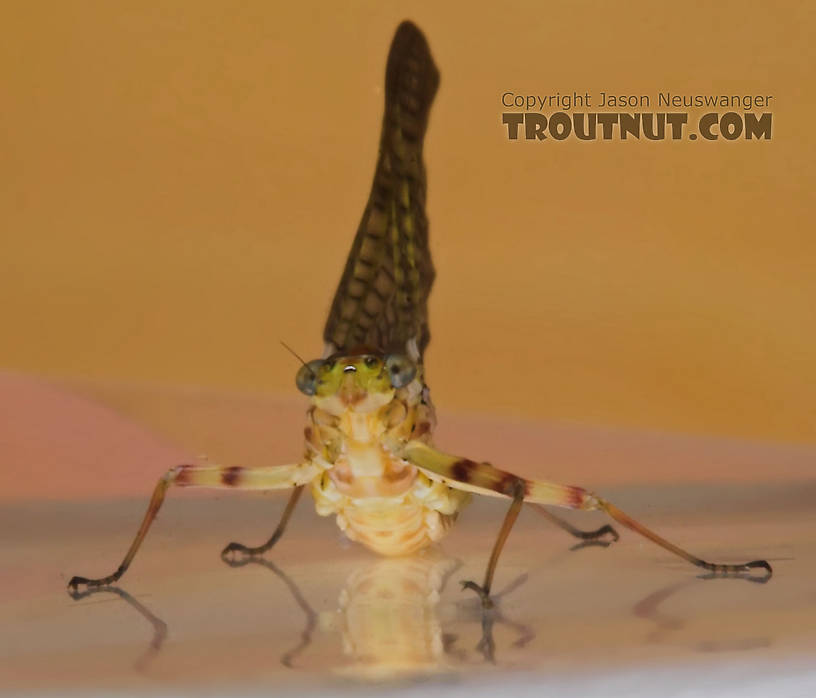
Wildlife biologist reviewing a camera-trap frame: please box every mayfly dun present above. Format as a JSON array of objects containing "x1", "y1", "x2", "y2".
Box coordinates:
[{"x1": 69, "y1": 21, "x2": 771, "y2": 606}]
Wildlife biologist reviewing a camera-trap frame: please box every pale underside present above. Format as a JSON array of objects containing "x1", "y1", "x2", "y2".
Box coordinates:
[{"x1": 306, "y1": 379, "x2": 470, "y2": 556}]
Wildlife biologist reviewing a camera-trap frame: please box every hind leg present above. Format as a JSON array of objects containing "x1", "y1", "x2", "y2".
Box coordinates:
[{"x1": 401, "y1": 440, "x2": 772, "y2": 606}]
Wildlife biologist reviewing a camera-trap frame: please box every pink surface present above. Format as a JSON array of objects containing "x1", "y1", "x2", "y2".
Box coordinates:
[{"x1": 0, "y1": 372, "x2": 191, "y2": 499}]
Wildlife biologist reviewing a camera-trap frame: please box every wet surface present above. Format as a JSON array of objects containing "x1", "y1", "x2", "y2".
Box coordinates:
[{"x1": 1, "y1": 374, "x2": 815, "y2": 695}]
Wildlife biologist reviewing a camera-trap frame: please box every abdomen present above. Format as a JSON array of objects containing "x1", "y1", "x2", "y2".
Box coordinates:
[{"x1": 311, "y1": 472, "x2": 469, "y2": 556}]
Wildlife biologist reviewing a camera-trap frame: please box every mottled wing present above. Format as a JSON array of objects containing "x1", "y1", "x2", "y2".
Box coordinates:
[{"x1": 323, "y1": 21, "x2": 438, "y2": 360}]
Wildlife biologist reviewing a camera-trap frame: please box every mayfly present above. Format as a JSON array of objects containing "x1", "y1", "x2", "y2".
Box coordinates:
[{"x1": 69, "y1": 21, "x2": 771, "y2": 605}]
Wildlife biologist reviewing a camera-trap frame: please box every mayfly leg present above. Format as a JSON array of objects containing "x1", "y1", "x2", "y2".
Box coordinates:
[
  {"x1": 460, "y1": 480, "x2": 525, "y2": 606},
  {"x1": 68, "y1": 462, "x2": 318, "y2": 590},
  {"x1": 400, "y1": 440, "x2": 772, "y2": 606},
  {"x1": 530, "y1": 504, "x2": 619, "y2": 547},
  {"x1": 221, "y1": 485, "x2": 305, "y2": 564}
]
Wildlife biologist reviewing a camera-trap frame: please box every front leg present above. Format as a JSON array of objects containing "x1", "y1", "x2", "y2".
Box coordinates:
[
  {"x1": 400, "y1": 440, "x2": 772, "y2": 607},
  {"x1": 68, "y1": 462, "x2": 318, "y2": 590}
]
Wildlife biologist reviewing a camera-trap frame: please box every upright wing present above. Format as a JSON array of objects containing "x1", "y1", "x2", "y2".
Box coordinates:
[{"x1": 323, "y1": 21, "x2": 438, "y2": 361}]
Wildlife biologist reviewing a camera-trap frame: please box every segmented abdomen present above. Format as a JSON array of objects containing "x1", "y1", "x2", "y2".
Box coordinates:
[
  {"x1": 311, "y1": 472, "x2": 469, "y2": 556},
  {"x1": 342, "y1": 498, "x2": 446, "y2": 556}
]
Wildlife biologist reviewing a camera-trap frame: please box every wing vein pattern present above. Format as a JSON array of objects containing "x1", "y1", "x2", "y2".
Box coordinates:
[{"x1": 323, "y1": 22, "x2": 439, "y2": 360}]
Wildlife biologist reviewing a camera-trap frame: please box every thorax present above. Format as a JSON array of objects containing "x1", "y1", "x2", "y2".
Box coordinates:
[
  {"x1": 304, "y1": 391, "x2": 431, "y2": 498},
  {"x1": 303, "y1": 385, "x2": 467, "y2": 556}
]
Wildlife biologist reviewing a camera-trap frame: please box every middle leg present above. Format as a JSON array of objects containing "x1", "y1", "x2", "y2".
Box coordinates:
[{"x1": 221, "y1": 485, "x2": 305, "y2": 564}]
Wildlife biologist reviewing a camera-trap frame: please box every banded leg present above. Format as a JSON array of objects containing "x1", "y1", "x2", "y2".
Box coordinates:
[
  {"x1": 68, "y1": 462, "x2": 318, "y2": 590},
  {"x1": 221, "y1": 485, "x2": 305, "y2": 565},
  {"x1": 401, "y1": 440, "x2": 772, "y2": 604}
]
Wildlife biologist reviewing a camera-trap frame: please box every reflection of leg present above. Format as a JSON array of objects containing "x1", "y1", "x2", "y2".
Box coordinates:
[
  {"x1": 471, "y1": 576, "x2": 534, "y2": 663},
  {"x1": 452, "y1": 573, "x2": 535, "y2": 664},
  {"x1": 68, "y1": 462, "x2": 315, "y2": 590},
  {"x1": 634, "y1": 573, "x2": 771, "y2": 647},
  {"x1": 476, "y1": 611, "x2": 496, "y2": 663},
  {"x1": 461, "y1": 483, "x2": 524, "y2": 608},
  {"x1": 476, "y1": 605, "x2": 536, "y2": 664},
  {"x1": 633, "y1": 579, "x2": 693, "y2": 643},
  {"x1": 237, "y1": 558, "x2": 317, "y2": 668},
  {"x1": 67, "y1": 585, "x2": 167, "y2": 671},
  {"x1": 222, "y1": 485, "x2": 305, "y2": 564},
  {"x1": 530, "y1": 503, "x2": 619, "y2": 547}
]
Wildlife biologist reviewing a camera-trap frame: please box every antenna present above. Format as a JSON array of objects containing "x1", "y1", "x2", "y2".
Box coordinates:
[{"x1": 280, "y1": 340, "x2": 315, "y2": 376}]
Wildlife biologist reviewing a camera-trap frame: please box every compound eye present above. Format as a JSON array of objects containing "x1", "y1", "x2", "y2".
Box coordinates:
[
  {"x1": 364, "y1": 355, "x2": 379, "y2": 369},
  {"x1": 385, "y1": 354, "x2": 416, "y2": 388},
  {"x1": 295, "y1": 359, "x2": 326, "y2": 396}
]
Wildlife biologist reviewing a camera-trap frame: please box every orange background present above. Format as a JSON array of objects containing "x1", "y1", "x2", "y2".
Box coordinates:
[{"x1": 2, "y1": 1, "x2": 814, "y2": 443}]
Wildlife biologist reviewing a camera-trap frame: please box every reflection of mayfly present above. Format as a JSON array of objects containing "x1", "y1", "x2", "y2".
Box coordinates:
[{"x1": 69, "y1": 21, "x2": 771, "y2": 605}]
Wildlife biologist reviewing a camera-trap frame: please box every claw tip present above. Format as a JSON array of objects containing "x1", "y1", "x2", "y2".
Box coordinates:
[{"x1": 747, "y1": 559, "x2": 773, "y2": 576}]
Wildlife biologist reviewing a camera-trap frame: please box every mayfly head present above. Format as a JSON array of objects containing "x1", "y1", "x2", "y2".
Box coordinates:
[{"x1": 295, "y1": 349, "x2": 418, "y2": 414}]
